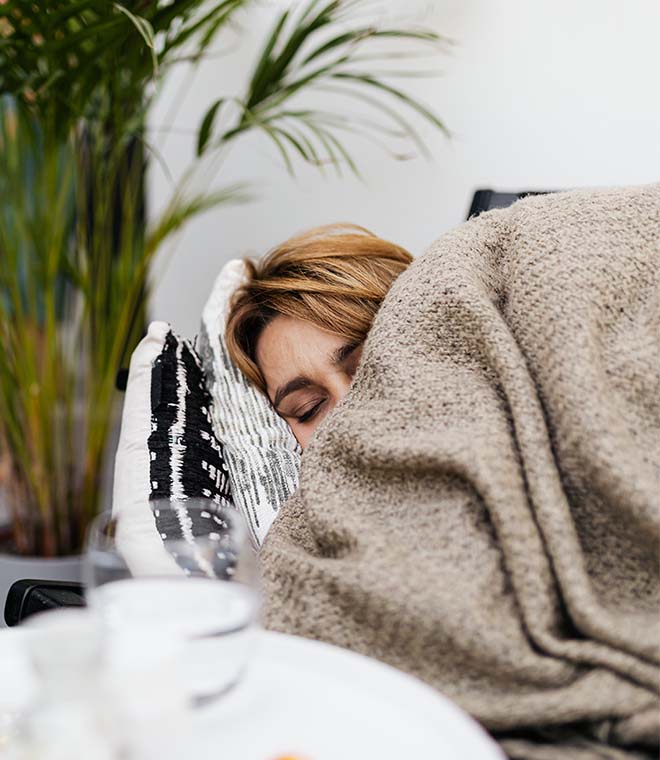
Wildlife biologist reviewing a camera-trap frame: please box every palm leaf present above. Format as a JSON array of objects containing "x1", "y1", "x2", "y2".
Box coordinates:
[
  {"x1": 245, "y1": 8, "x2": 292, "y2": 110},
  {"x1": 114, "y1": 4, "x2": 158, "y2": 74},
  {"x1": 333, "y1": 71, "x2": 450, "y2": 136},
  {"x1": 197, "y1": 98, "x2": 227, "y2": 156},
  {"x1": 198, "y1": 0, "x2": 449, "y2": 174}
]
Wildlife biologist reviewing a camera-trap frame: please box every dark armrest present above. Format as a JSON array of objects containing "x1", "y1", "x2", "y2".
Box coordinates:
[{"x1": 4, "y1": 579, "x2": 86, "y2": 627}]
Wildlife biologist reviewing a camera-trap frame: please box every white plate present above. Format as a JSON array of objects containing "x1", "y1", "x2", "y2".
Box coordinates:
[
  {"x1": 178, "y1": 631, "x2": 504, "y2": 760},
  {"x1": 0, "y1": 627, "x2": 503, "y2": 760}
]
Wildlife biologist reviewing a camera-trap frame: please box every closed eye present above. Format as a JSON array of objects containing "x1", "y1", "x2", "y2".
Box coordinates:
[{"x1": 297, "y1": 399, "x2": 326, "y2": 424}]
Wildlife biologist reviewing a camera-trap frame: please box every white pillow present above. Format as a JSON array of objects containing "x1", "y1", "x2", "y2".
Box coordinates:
[{"x1": 197, "y1": 260, "x2": 301, "y2": 547}]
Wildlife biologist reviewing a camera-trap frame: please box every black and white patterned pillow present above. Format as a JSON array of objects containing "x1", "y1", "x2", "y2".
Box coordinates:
[
  {"x1": 148, "y1": 330, "x2": 232, "y2": 507},
  {"x1": 112, "y1": 322, "x2": 233, "y2": 573},
  {"x1": 148, "y1": 329, "x2": 233, "y2": 552}
]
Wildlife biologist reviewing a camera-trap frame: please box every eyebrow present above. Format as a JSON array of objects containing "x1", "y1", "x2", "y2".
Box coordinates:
[
  {"x1": 331, "y1": 341, "x2": 360, "y2": 366},
  {"x1": 273, "y1": 376, "x2": 313, "y2": 409},
  {"x1": 273, "y1": 342, "x2": 361, "y2": 410}
]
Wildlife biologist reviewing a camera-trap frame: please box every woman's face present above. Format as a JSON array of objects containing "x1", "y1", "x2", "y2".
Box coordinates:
[{"x1": 256, "y1": 315, "x2": 363, "y2": 448}]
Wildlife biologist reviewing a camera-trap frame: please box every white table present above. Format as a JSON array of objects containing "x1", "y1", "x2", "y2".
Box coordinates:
[{"x1": 0, "y1": 627, "x2": 504, "y2": 760}]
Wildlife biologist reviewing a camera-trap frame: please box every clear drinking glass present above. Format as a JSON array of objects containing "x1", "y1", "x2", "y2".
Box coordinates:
[{"x1": 84, "y1": 499, "x2": 260, "y2": 705}]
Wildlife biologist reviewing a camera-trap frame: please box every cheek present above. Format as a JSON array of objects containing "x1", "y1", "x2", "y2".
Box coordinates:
[{"x1": 289, "y1": 420, "x2": 312, "y2": 450}]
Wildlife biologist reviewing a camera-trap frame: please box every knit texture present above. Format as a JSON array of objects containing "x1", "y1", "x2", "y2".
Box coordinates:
[{"x1": 260, "y1": 184, "x2": 660, "y2": 759}]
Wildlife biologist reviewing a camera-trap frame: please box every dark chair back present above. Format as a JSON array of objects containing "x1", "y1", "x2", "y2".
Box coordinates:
[
  {"x1": 467, "y1": 189, "x2": 552, "y2": 219},
  {"x1": 5, "y1": 579, "x2": 85, "y2": 626}
]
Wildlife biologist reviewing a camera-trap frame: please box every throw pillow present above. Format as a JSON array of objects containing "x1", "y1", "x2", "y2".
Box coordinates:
[
  {"x1": 112, "y1": 321, "x2": 232, "y2": 573},
  {"x1": 197, "y1": 259, "x2": 301, "y2": 548}
]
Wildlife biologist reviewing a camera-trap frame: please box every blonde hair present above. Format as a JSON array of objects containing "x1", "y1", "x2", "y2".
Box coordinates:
[{"x1": 225, "y1": 224, "x2": 412, "y2": 392}]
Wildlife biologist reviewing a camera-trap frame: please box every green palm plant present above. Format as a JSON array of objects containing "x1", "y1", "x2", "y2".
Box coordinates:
[{"x1": 0, "y1": 0, "x2": 448, "y2": 556}]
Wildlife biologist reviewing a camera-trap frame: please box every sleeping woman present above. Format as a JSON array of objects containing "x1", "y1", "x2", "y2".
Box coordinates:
[{"x1": 226, "y1": 223, "x2": 411, "y2": 448}]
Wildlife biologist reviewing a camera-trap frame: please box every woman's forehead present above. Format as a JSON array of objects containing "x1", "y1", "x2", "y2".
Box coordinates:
[{"x1": 256, "y1": 316, "x2": 347, "y2": 390}]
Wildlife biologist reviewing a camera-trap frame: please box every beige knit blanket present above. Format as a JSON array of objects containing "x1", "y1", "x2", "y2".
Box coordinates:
[{"x1": 261, "y1": 185, "x2": 660, "y2": 759}]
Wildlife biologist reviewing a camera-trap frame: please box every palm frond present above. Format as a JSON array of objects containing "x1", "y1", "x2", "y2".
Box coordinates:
[{"x1": 197, "y1": 0, "x2": 449, "y2": 174}]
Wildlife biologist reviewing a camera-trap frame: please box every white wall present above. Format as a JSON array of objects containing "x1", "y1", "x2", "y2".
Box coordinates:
[{"x1": 149, "y1": 0, "x2": 660, "y2": 337}]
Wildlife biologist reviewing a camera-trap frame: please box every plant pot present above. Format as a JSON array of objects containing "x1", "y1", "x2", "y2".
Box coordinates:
[{"x1": 0, "y1": 553, "x2": 82, "y2": 628}]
